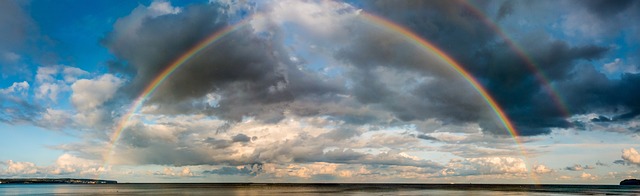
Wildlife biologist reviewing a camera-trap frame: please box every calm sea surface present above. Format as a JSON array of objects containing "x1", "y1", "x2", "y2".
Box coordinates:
[{"x1": 1, "y1": 183, "x2": 639, "y2": 195}]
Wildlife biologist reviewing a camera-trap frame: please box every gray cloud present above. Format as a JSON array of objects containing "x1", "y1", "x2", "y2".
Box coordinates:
[
  {"x1": 496, "y1": 1, "x2": 514, "y2": 21},
  {"x1": 581, "y1": 0, "x2": 636, "y2": 17},
  {"x1": 565, "y1": 164, "x2": 595, "y2": 171},
  {"x1": 203, "y1": 164, "x2": 262, "y2": 176},
  {"x1": 353, "y1": 0, "x2": 640, "y2": 136}
]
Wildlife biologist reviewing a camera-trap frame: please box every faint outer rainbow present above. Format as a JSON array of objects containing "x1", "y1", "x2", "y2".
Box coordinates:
[
  {"x1": 361, "y1": 12, "x2": 537, "y2": 184},
  {"x1": 103, "y1": 11, "x2": 535, "y2": 183},
  {"x1": 459, "y1": 0, "x2": 572, "y2": 118}
]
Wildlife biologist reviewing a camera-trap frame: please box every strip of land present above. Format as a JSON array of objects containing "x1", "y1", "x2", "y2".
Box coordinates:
[{"x1": 0, "y1": 178, "x2": 117, "y2": 184}]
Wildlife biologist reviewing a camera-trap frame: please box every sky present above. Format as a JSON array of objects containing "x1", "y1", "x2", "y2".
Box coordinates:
[{"x1": 1, "y1": 0, "x2": 640, "y2": 184}]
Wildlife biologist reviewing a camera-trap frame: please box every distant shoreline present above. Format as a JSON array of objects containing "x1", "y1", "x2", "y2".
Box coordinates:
[{"x1": 0, "y1": 178, "x2": 117, "y2": 184}]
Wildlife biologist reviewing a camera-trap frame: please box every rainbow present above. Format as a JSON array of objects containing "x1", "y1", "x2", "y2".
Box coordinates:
[
  {"x1": 362, "y1": 13, "x2": 539, "y2": 183},
  {"x1": 104, "y1": 10, "x2": 535, "y2": 183},
  {"x1": 459, "y1": 0, "x2": 572, "y2": 118},
  {"x1": 103, "y1": 21, "x2": 249, "y2": 164}
]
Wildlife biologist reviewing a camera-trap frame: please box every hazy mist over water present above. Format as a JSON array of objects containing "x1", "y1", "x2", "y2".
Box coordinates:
[{"x1": 1, "y1": 184, "x2": 639, "y2": 195}]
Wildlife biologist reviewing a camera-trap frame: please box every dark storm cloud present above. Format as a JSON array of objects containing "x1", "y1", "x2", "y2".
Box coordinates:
[
  {"x1": 613, "y1": 160, "x2": 627, "y2": 165},
  {"x1": 0, "y1": 1, "x2": 34, "y2": 77},
  {"x1": 104, "y1": 0, "x2": 640, "y2": 138},
  {"x1": 103, "y1": 2, "x2": 344, "y2": 123},
  {"x1": 581, "y1": 0, "x2": 636, "y2": 17},
  {"x1": 496, "y1": 1, "x2": 514, "y2": 21},
  {"x1": 231, "y1": 134, "x2": 251, "y2": 143},
  {"x1": 409, "y1": 133, "x2": 439, "y2": 142},
  {"x1": 560, "y1": 67, "x2": 640, "y2": 122},
  {"x1": 354, "y1": 0, "x2": 626, "y2": 136}
]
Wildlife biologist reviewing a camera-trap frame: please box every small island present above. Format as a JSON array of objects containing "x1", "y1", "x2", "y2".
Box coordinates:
[
  {"x1": 0, "y1": 178, "x2": 117, "y2": 184},
  {"x1": 620, "y1": 179, "x2": 640, "y2": 185}
]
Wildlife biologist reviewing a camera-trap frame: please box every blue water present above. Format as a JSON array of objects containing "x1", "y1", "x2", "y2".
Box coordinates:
[{"x1": 1, "y1": 183, "x2": 639, "y2": 195}]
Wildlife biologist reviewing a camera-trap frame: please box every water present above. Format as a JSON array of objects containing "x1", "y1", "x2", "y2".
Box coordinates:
[{"x1": 1, "y1": 183, "x2": 639, "y2": 195}]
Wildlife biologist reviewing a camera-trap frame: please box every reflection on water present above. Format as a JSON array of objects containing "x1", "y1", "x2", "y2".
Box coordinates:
[{"x1": 0, "y1": 184, "x2": 639, "y2": 195}]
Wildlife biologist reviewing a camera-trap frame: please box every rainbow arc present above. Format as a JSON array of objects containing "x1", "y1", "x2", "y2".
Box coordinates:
[{"x1": 103, "y1": 10, "x2": 538, "y2": 183}]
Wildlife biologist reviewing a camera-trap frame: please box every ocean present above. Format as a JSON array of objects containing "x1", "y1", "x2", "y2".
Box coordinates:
[{"x1": 1, "y1": 183, "x2": 639, "y2": 195}]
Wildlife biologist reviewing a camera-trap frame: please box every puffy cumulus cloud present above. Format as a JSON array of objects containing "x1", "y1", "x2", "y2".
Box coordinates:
[
  {"x1": 0, "y1": 81, "x2": 29, "y2": 96},
  {"x1": 1, "y1": 160, "x2": 39, "y2": 176},
  {"x1": 0, "y1": 154, "x2": 106, "y2": 177},
  {"x1": 533, "y1": 164, "x2": 553, "y2": 174},
  {"x1": 257, "y1": 163, "x2": 397, "y2": 181},
  {"x1": 77, "y1": 112, "x2": 449, "y2": 179},
  {"x1": 34, "y1": 65, "x2": 89, "y2": 102},
  {"x1": 62, "y1": 67, "x2": 90, "y2": 83},
  {"x1": 622, "y1": 148, "x2": 640, "y2": 165},
  {"x1": 50, "y1": 154, "x2": 107, "y2": 176},
  {"x1": 71, "y1": 74, "x2": 124, "y2": 111},
  {"x1": 580, "y1": 172, "x2": 597, "y2": 180},
  {"x1": 1, "y1": 81, "x2": 43, "y2": 126},
  {"x1": 2, "y1": 66, "x2": 119, "y2": 131},
  {"x1": 154, "y1": 167, "x2": 194, "y2": 177},
  {"x1": 441, "y1": 157, "x2": 528, "y2": 177},
  {"x1": 39, "y1": 108, "x2": 73, "y2": 130}
]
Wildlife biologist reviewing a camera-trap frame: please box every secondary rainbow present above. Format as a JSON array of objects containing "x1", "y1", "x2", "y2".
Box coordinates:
[
  {"x1": 459, "y1": 0, "x2": 572, "y2": 118},
  {"x1": 360, "y1": 12, "x2": 537, "y2": 183},
  {"x1": 104, "y1": 11, "x2": 534, "y2": 182}
]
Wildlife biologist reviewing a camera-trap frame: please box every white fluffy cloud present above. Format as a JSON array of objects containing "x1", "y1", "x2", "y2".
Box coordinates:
[
  {"x1": 580, "y1": 172, "x2": 597, "y2": 180},
  {"x1": 71, "y1": 74, "x2": 124, "y2": 111},
  {"x1": 603, "y1": 58, "x2": 638, "y2": 74},
  {"x1": 155, "y1": 167, "x2": 194, "y2": 177},
  {"x1": 0, "y1": 81, "x2": 29, "y2": 95},
  {"x1": 34, "y1": 65, "x2": 88, "y2": 101},
  {"x1": 622, "y1": 148, "x2": 640, "y2": 165},
  {"x1": 442, "y1": 157, "x2": 528, "y2": 177},
  {"x1": 2, "y1": 160, "x2": 39, "y2": 175},
  {"x1": 1, "y1": 154, "x2": 107, "y2": 177},
  {"x1": 533, "y1": 164, "x2": 553, "y2": 174},
  {"x1": 110, "y1": 0, "x2": 181, "y2": 42}
]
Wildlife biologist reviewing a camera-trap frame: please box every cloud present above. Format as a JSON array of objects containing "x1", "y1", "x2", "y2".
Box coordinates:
[
  {"x1": 442, "y1": 157, "x2": 528, "y2": 176},
  {"x1": 604, "y1": 58, "x2": 638, "y2": 74},
  {"x1": 202, "y1": 164, "x2": 262, "y2": 176},
  {"x1": 0, "y1": 81, "x2": 29, "y2": 96},
  {"x1": 613, "y1": 160, "x2": 627, "y2": 165},
  {"x1": 581, "y1": 0, "x2": 636, "y2": 17},
  {"x1": 154, "y1": 167, "x2": 194, "y2": 177},
  {"x1": 621, "y1": 148, "x2": 640, "y2": 165},
  {"x1": 350, "y1": 0, "x2": 616, "y2": 136},
  {"x1": 1, "y1": 160, "x2": 39, "y2": 176},
  {"x1": 595, "y1": 161, "x2": 609, "y2": 167},
  {"x1": 71, "y1": 74, "x2": 124, "y2": 111},
  {"x1": 496, "y1": 1, "x2": 514, "y2": 21},
  {"x1": 580, "y1": 172, "x2": 597, "y2": 180},
  {"x1": 0, "y1": 154, "x2": 106, "y2": 177},
  {"x1": 0, "y1": 1, "x2": 34, "y2": 73},
  {"x1": 51, "y1": 154, "x2": 107, "y2": 176},
  {"x1": 533, "y1": 164, "x2": 553, "y2": 174},
  {"x1": 565, "y1": 164, "x2": 595, "y2": 171},
  {"x1": 34, "y1": 65, "x2": 89, "y2": 102}
]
